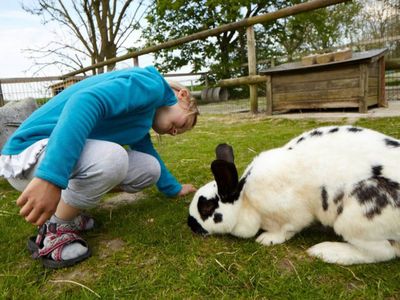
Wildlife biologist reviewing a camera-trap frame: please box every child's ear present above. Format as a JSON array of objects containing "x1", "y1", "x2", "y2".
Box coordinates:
[{"x1": 178, "y1": 89, "x2": 189, "y2": 100}]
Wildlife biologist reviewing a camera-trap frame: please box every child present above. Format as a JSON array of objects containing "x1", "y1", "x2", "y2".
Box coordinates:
[{"x1": 0, "y1": 66, "x2": 199, "y2": 269}]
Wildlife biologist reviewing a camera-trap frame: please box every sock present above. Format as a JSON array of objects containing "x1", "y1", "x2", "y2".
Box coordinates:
[
  {"x1": 50, "y1": 214, "x2": 94, "y2": 231},
  {"x1": 73, "y1": 214, "x2": 95, "y2": 231},
  {"x1": 50, "y1": 214, "x2": 74, "y2": 225},
  {"x1": 47, "y1": 215, "x2": 88, "y2": 261}
]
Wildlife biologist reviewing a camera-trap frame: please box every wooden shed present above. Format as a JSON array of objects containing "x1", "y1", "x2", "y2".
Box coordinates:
[{"x1": 260, "y1": 48, "x2": 387, "y2": 114}]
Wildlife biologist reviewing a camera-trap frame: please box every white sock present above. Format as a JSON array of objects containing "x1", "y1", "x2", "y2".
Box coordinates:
[
  {"x1": 47, "y1": 215, "x2": 88, "y2": 260},
  {"x1": 73, "y1": 215, "x2": 95, "y2": 231}
]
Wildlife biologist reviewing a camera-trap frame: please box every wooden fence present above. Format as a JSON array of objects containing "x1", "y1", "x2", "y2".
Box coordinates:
[{"x1": 3, "y1": 0, "x2": 399, "y2": 111}]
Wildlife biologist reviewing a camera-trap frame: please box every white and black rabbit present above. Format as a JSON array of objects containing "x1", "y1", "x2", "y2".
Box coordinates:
[{"x1": 188, "y1": 125, "x2": 400, "y2": 265}]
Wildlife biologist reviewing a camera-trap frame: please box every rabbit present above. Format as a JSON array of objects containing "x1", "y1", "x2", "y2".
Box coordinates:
[{"x1": 188, "y1": 125, "x2": 400, "y2": 265}]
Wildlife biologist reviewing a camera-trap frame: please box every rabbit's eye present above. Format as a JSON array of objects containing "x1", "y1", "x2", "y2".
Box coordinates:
[{"x1": 213, "y1": 213, "x2": 223, "y2": 223}]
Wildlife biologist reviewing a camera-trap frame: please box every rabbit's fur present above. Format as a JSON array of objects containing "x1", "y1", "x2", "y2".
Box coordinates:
[{"x1": 188, "y1": 126, "x2": 400, "y2": 265}]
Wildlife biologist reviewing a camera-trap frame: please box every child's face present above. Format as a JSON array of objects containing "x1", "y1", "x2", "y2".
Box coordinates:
[
  {"x1": 152, "y1": 103, "x2": 192, "y2": 135},
  {"x1": 152, "y1": 87, "x2": 194, "y2": 136}
]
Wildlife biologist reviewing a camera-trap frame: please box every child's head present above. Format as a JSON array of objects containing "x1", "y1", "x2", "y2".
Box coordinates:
[{"x1": 152, "y1": 80, "x2": 199, "y2": 136}]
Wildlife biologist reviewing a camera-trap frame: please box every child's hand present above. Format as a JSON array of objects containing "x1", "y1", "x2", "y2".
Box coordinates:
[
  {"x1": 16, "y1": 177, "x2": 61, "y2": 226},
  {"x1": 178, "y1": 184, "x2": 197, "y2": 197}
]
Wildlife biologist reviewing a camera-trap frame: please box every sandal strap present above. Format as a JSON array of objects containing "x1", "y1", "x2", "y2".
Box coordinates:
[
  {"x1": 74, "y1": 214, "x2": 94, "y2": 231},
  {"x1": 34, "y1": 222, "x2": 86, "y2": 261}
]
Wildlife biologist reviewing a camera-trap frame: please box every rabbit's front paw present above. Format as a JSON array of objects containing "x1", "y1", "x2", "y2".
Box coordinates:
[{"x1": 256, "y1": 232, "x2": 286, "y2": 246}]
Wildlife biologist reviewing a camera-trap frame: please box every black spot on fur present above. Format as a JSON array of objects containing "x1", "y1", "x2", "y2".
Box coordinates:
[
  {"x1": 333, "y1": 191, "x2": 344, "y2": 205},
  {"x1": 297, "y1": 137, "x2": 305, "y2": 144},
  {"x1": 365, "y1": 206, "x2": 382, "y2": 219},
  {"x1": 351, "y1": 176, "x2": 400, "y2": 219},
  {"x1": 310, "y1": 130, "x2": 323, "y2": 137},
  {"x1": 372, "y1": 165, "x2": 383, "y2": 177},
  {"x1": 328, "y1": 127, "x2": 339, "y2": 133},
  {"x1": 384, "y1": 138, "x2": 400, "y2": 148},
  {"x1": 337, "y1": 204, "x2": 343, "y2": 215},
  {"x1": 376, "y1": 177, "x2": 400, "y2": 204},
  {"x1": 188, "y1": 215, "x2": 208, "y2": 235},
  {"x1": 321, "y1": 186, "x2": 328, "y2": 211},
  {"x1": 288, "y1": 147, "x2": 293, "y2": 150},
  {"x1": 198, "y1": 196, "x2": 219, "y2": 221},
  {"x1": 213, "y1": 213, "x2": 223, "y2": 223},
  {"x1": 347, "y1": 127, "x2": 363, "y2": 133}
]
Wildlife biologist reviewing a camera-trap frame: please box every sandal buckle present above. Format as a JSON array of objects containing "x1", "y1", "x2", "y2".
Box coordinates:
[{"x1": 47, "y1": 223, "x2": 57, "y2": 234}]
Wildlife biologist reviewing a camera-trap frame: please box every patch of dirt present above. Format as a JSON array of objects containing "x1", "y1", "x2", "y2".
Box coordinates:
[
  {"x1": 97, "y1": 238, "x2": 126, "y2": 259},
  {"x1": 46, "y1": 267, "x2": 102, "y2": 299},
  {"x1": 43, "y1": 237, "x2": 126, "y2": 296},
  {"x1": 277, "y1": 258, "x2": 297, "y2": 274},
  {"x1": 99, "y1": 192, "x2": 144, "y2": 209},
  {"x1": 53, "y1": 268, "x2": 96, "y2": 282}
]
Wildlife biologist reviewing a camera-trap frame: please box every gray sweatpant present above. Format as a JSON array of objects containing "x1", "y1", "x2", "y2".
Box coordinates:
[{"x1": 7, "y1": 139, "x2": 161, "y2": 209}]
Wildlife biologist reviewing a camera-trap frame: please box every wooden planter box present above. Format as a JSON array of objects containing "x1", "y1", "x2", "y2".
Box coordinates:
[{"x1": 260, "y1": 49, "x2": 387, "y2": 114}]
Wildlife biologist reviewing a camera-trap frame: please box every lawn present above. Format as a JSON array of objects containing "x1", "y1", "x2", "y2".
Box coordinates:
[{"x1": 1, "y1": 114, "x2": 400, "y2": 299}]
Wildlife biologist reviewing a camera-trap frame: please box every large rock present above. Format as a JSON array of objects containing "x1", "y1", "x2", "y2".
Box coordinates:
[{"x1": 0, "y1": 98, "x2": 38, "y2": 150}]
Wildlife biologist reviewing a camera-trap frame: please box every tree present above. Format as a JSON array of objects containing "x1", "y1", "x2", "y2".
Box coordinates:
[
  {"x1": 22, "y1": 0, "x2": 149, "y2": 75},
  {"x1": 303, "y1": 2, "x2": 361, "y2": 51},
  {"x1": 142, "y1": 0, "x2": 276, "y2": 82},
  {"x1": 143, "y1": 0, "x2": 363, "y2": 82},
  {"x1": 262, "y1": 1, "x2": 361, "y2": 63},
  {"x1": 353, "y1": 0, "x2": 400, "y2": 58}
]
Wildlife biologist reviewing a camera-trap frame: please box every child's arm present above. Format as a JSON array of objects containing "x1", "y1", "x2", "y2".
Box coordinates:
[{"x1": 131, "y1": 134, "x2": 186, "y2": 197}]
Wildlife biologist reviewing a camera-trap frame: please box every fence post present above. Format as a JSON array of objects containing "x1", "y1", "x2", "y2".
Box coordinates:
[
  {"x1": 266, "y1": 76, "x2": 272, "y2": 115},
  {"x1": 246, "y1": 25, "x2": 258, "y2": 114},
  {"x1": 133, "y1": 56, "x2": 139, "y2": 67},
  {"x1": 0, "y1": 80, "x2": 4, "y2": 107}
]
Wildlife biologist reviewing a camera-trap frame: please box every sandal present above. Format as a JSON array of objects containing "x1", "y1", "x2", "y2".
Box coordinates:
[
  {"x1": 27, "y1": 222, "x2": 91, "y2": 269},
  {"x1": 73, "y1": 214, "x2": 95, "y2": 231}
]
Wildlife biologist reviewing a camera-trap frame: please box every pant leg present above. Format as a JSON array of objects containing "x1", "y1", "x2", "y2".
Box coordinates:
[
  {"x1": 61, "y1": 140, "x2": 129, "y2": 209},
  {"x1": 7, "y1": 140, "x2": 160, "y2": 209},
  {"x1": 119, "y1": 149, "x2": 161, "y2": 193},
  {"x1": 8, "y1": 139, "x2": 129, "y2": 210}
]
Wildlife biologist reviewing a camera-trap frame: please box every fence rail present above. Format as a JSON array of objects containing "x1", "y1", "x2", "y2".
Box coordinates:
[
  {"x1": 0, "y1": 73, "x2": 207, "y2": 104},
  {"x1": 1, "y1": 0, "x2": 399, "y2": 111}
]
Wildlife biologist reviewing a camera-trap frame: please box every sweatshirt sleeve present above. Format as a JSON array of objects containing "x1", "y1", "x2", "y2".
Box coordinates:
[
  {"x1": 35, "y1": 71, "x2": 169, "y2": 189},
  {"x1": 130, "y1": 134, "x2": 182, "y2": 197}
]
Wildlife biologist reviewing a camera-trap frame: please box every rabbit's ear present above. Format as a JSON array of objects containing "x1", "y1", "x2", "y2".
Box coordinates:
[
  {"x1": 211, "y1": 159, "x2": 238, "y2": 203},
  {"x1": 215, "y1": 143, "x2": 234, "y2": 163}
]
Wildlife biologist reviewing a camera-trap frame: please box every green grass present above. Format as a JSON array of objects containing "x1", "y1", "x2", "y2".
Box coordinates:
[{"x1": 1, "y1": 115, "x2": 400, "y2": 299}]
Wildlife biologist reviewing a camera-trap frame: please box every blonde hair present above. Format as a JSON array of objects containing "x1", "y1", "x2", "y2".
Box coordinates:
[{"x1": 166, "y1": 79, "x2": 200, "y2": 129}]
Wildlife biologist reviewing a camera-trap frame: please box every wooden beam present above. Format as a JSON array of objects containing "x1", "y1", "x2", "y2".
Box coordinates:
[
  {"x1": 0, "y1": 81, "x2": 4, "y2": 107},
  {"x1": 133, "y1": 57, "x2": 139, "y2": 67},
  {"x1": 63, "y1": 0, "x2": 351, "y2": 77},
  {"x1": 247, "y1": 26, "x2": 258, "y2": 114},
  {"x1": 0, "y1": 76, "x2": 85, "y2": 84},
  {"x1": 359, "y1": 64, "x2": 369, "y2": 113},
  {"x1": 378, "y1": 57, "x2": 387, "y2": 107},
  {"x1": 218, "y1": 75, "x2": 269, "y2": 86},
  {"x1": 266, "y1": 76, "x2": 272, "y2": 115}
]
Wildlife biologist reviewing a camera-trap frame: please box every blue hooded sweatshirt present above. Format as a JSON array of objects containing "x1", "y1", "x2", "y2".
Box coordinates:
[{"x1": 1, "y1": 66, "x2": 181, "y2": 196}]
